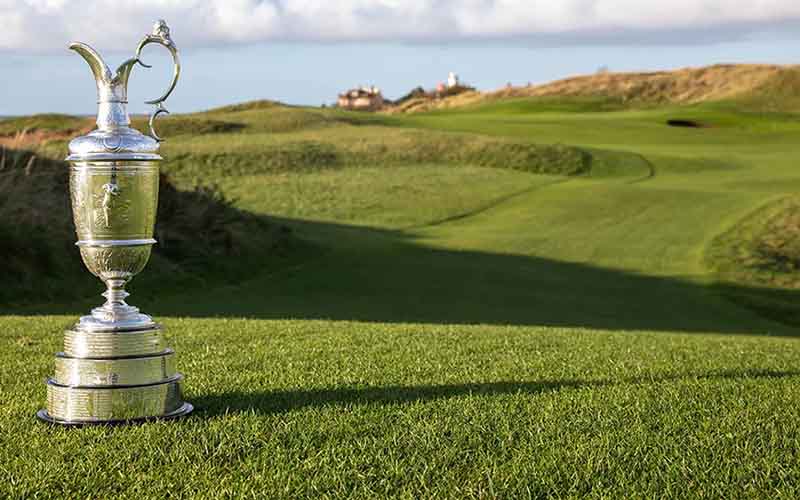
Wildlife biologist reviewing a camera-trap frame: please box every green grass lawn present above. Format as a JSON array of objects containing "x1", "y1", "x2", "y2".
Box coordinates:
[{"x1": 3, "y1": 98, "x2": 800, "y2": 497}]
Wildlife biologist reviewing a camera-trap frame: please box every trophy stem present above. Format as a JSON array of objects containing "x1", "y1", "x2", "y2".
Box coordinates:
[
  {"x1": 103, "y1": 278, "x2": 131, "y2": 310},
  {"x1": 79, "y1": 274, "x2": 155, "y2": 331}
]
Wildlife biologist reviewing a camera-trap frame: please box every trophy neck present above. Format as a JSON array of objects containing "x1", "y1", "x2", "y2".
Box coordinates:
[
  {"x1": 94, "y1": 61, "x2": 135, "y2": 131},
  {"x1": 97, "y1": 101, "x2": 131, "y2": 131}
]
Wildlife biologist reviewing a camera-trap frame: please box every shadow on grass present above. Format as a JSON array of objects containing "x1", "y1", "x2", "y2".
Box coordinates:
[
  {"x1": 192, "y1": 369, "x2": 799, "y2": 417},
  {"x1": 8, "y1": 208, "x2": 800, "y2": 336},
  {"x1": 132, "y1": 217, "x2": 800, "y2": 336}
]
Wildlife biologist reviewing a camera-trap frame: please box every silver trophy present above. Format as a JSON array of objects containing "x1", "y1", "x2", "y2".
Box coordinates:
[{"x1": 37, "y1": 20, "x2": 193, "y2": 424}]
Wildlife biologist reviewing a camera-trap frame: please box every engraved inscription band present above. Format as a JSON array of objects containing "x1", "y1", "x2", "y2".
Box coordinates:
[{"x1": 76, "y1": 238, "x2": 156, "y2": 247}]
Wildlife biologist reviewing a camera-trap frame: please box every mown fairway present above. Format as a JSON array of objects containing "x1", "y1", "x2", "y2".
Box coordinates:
[{"x1": 3, "y1": 99, "x2": 800, "y2": 497}]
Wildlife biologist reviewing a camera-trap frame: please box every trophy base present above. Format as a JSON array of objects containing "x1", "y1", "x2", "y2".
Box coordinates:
[
  {"x1": 40, "y1": 323, "x2": 192, "y2": 427},
  {"x1": 36, "y1": 402, "x2": 194, "y2": 427}
]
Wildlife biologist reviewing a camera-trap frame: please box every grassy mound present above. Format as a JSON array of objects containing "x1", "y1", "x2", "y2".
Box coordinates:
[
  {"x1": 736, "y1": 66, "x2": 800, "y2": 113},
  {"x1": 164, "y1": 130, "x2": 591, "y2": 180},
  {"x1": 501, "y1": 64, "x2": 789, "y2": 105},
  {"x1": 207, "y1": 100, "x2": 283, "y2": 113},
  {"x1": 707, "y1": 195, "x2": 800, "y2": 326},
  {"x1": 460, "y1": 96, "x2": 628, "y2": 115},
  {"x1": 389, "y1": 85, "x2": 479, "y2": 113},
  {"x1": 133, "y1": 107, "x2": 334, "y2": 136},
  {"x1": 708, "y1": 196, "x2": 800, "y2": 287},
  {"x1": 394, "y1": 64, "x2": 800, "y2": 114},
  {"x1": 0, "y1": 113, "x2": 89, "y2": 137},
  {"x1": 201, "y1": 101, "x2": 338, "y2": 134},
  {"x1": 153, "y1": 117, "x2": 594, "y2": 183},
  {"x1": 130, "y1": 117, "x2": 246, "y2": 137},
  {"x1": 216, "y1": 107, "x2": 335, "y2": 134},
  {"x1": 0, "y1": 148, "x2": 292, "y2": 305}
]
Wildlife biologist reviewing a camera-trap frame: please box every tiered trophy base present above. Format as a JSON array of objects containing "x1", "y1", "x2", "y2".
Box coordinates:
[
  {"x1": 37, "y1": 404, "x2": 194, "y2": 427},
  {"x1": 38, "y1": 325, "x2": 193, "y2": 426}
]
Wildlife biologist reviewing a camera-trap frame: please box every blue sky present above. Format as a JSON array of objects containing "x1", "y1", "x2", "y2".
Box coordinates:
[{"x1": 1, "y1": 1, "x2": 800, "y2": 115}]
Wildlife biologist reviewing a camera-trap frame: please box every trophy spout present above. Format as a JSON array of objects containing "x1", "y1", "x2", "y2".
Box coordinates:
[
  {"x1": 69, "y1": 42, "x2": 137, "y2": 131},
  {"x1": 68, "y1": 42, "x2": 112, "y2": 88}
]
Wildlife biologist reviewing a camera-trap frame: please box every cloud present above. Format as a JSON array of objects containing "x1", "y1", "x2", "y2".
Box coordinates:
[{"x1": 2, "y1": 0, "x2": 800, "y2": 52}]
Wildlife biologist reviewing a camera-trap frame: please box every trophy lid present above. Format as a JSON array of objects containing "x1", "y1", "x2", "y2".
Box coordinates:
[
  {"x1": 66, "y1": 20, "x2": 180, "y2": 163},
  {"x1": 67, "y1": 127, "x2": 162, "y2": 163}
]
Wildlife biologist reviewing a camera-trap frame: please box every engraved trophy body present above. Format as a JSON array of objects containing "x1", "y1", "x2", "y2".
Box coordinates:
[{"x1": 38, "y1": 20, "x2": 193, "y2": 424}]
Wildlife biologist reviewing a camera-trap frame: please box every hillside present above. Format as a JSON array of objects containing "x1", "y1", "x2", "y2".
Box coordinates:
[
  {"x1": 390, "y1": 64, "x2": 800, "y2": 113},
  {"x1": 0, "y1": 102, "x2": 654, "y2": 305}
]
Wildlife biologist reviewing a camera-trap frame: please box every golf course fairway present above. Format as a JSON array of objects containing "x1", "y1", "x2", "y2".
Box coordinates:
[{"x1": 3, "y1": 99, "x2": 800, "y2": 497}]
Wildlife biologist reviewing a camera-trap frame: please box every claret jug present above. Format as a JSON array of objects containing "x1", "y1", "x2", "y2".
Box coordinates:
[{"x1": 38, "y1": 20, "x2": 193, "y2": 424}]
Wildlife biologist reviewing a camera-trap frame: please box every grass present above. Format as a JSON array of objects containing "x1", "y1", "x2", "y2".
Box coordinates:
[
  {"x1": 407, "y1": 64, "x2": 800, "y2": 115},
  {"x1": 158, "y1": 125, "x2": 594, "y2": 183},
  {"x1": 3, "y1": 94, "x2": 800, "y2": 497},
  {"x1": 705, "y1": 195, "x2": 800, "y2": 327},
  {"x1": 0, "y1": 113, "x2": 88, "y2": 137},
  {"x1": 4, "y1": 316, "x2": 800, "y2": 497},
  {"x1": 0, "y1": 149, "x2": 292, "y2": 305}
]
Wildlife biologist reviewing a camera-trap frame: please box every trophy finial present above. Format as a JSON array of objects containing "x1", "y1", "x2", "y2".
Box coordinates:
[{"x1": 153, "y1": 19, "x2": 170, "y2": 38}]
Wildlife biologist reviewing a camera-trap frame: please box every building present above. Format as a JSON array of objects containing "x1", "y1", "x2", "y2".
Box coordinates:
[
  {"x1": 337, "y1": 86, "x2": 385, "y2": 111},
  {"x1": 447, "y1": 72, "x2": 459, "y2": 88}
]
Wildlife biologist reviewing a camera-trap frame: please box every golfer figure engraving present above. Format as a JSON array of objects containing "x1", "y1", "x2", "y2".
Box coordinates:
[
  {"x1": 100, "y1": 182, "x2": 120, "y2": 228},
  {"x1": 37, "y1": 20, "x2": 193, "y2": 425}
]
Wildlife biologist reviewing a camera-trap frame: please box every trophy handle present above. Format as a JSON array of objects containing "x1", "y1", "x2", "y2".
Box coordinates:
[{"x1": 134, "y1": 20, "x2": 180, "y2": 142}]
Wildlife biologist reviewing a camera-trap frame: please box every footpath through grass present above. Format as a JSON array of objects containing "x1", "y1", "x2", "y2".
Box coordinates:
[{"x1": 3, "y1": 99, "x2": 800, "y2": 497}]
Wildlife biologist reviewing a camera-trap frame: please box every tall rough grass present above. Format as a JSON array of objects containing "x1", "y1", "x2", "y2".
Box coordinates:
[
  {"x1": 0, "y1": 148, "x2": 292, "y2": 305},
  {"x1": 706, "y1": 195, "x2": 800, "y2": 327}
]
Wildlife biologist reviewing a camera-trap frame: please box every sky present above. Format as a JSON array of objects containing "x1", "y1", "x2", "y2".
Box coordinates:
[{"x1": 1, "y1": 0, "x2": 800, "y2": 115}]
